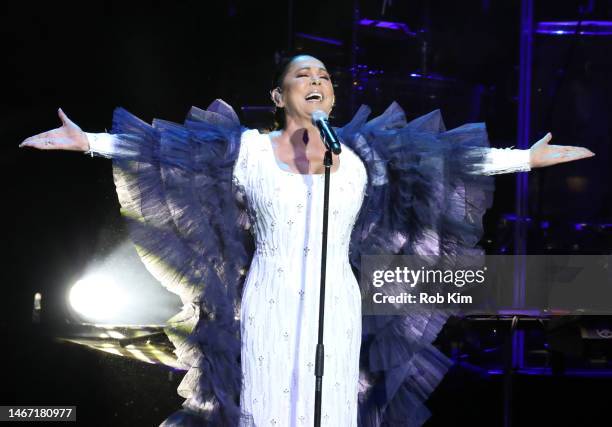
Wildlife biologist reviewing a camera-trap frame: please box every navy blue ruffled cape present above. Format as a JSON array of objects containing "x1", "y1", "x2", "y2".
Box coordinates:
[{"x1": 108, "y1": 100, "x2": 494, "y2": 426}]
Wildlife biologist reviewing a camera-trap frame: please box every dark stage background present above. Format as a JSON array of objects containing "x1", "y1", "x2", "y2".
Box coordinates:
[{"x1": 4, "y1": 1, "x2": 612, "y2": 426}]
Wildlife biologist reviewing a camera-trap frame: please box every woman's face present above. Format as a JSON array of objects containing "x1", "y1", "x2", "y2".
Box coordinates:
[{"x1": 274, "y1": 55, "x2": 335, "y2": 124}]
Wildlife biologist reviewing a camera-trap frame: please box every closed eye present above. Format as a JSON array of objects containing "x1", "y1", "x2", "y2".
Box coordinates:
[{"x1": 296, "y1": 74, "x2": 331, "y2": 80}]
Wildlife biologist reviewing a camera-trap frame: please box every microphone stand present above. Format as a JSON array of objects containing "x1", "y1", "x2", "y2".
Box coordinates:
[{"x1": 314, "y1": 147, "x2": 333, "y2": 427}]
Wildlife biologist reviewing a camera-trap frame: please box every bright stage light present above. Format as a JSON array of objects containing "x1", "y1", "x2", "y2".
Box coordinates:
[
  {"x1": 69, "y1": 275, "x2": 128, "y2": 321},
  {"x1": 64, "y1": 242, "x2": 182, "y2": 324}
]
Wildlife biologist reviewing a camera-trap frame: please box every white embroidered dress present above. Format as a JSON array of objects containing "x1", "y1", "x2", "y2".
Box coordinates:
[{"x1": 233, "y1": 129, "x2": 367, "y2": 426}]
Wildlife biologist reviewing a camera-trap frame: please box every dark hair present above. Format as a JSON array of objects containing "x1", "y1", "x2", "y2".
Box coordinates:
[{"x1": 270, "y1": 53, "x2": 316, "y2": 131}]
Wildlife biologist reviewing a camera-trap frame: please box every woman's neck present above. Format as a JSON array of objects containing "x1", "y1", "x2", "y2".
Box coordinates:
[{"x1": 279, "y1": 116, "x2": 324, "y2": 149}]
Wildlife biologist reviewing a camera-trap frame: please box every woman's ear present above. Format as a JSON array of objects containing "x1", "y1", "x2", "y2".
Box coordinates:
[{"x1": 270, "y1": 87, "x2": 284, "y2": 108}]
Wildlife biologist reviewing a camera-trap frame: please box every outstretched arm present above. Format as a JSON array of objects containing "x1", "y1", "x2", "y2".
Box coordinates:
[{"x1": 476, "y1": 132, "x2": 595, "y2": 175}]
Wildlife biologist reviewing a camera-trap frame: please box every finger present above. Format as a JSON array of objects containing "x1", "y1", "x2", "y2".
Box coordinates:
[
  {"x1": 58, "y1": 108, "x2": 74, "y2": 127},
  {"x1": 540, "y1": 132, "x2": 552, "y2": 144},
  {"x1": 20, "y1": 137, "x2": 71, "y2": 150},
  {"x1": 548, "y1": 146, "x2": 595, "y2": 157},
  {"x1": 19, "y1": 131, "x2": 56, "y2": 147},
  {"x1": 19, "y1": 138, "x2": 58, "y2": 149},
  {"x1": 556, "y1": 150, "x2": 595, "y2": 163},
  {"x1": 563, "y1": 146, "x2": 595, "y2": 156},
  {"x1": 548, "y1": 145, "x2": 573, "y2": 152},
  {"x1": 554, "y1": 147, "x2": 595, "y2": 157}
]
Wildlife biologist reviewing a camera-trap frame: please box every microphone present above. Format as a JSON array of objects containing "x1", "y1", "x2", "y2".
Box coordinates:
[{"x1": 312, "y1": 110, "x2": 341, "y2": 154}]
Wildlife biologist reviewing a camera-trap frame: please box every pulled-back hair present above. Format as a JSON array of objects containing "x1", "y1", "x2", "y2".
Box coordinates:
[{"x1": 270, "y1": 53, "x2": 314, "y2": 131}]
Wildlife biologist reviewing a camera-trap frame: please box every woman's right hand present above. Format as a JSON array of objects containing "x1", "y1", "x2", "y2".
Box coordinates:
[{"x1": 19, "y1": 108, "x2": 90, "y2": 152}]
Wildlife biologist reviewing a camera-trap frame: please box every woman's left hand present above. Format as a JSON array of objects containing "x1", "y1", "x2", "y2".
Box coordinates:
[{"x1": 530, "y1": 132, "x2": 595, "y2": 168}]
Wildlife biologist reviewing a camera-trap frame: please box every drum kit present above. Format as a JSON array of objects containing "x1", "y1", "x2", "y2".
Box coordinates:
[
  {"x1": 297, "y1": 14, "x2": 488, "y2": 125},
  {"x1": 291, "y1": 16, "x2": 612, "y2": 127}
]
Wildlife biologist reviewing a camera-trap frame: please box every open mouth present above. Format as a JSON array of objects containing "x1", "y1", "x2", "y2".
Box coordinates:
[{"x1": 305, "y1": 92, "x2": 323, "y2": 102}]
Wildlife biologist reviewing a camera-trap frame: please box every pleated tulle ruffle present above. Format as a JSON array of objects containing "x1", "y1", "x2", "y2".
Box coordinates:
[
  {"x1": 338, "y1": 102, "x2": 494, "y2": 426},
  {"x1": 111, "y1": 100, "x2": 254, "y2": 425}
]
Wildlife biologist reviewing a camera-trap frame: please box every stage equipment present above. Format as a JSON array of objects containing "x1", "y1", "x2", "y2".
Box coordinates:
[
  {"x1": 536, "y1": 20, "x2": 612, "y2": 36},
  {"x1": 55, "y1": 323, "x2": 181, "y2": 369},
  {"x1": 311, "y1": 110, "x2": 338, "y2": 427},
  {"x1": 69, "y1": 275, "x2": 128, "y2": 322},
  {"x1": 530, "y1": 19, "x2": 612, "y2": 223},
  {"x1": 442, "y1": 314, "x2": 612, "y2": 379},
  {"x1": 357, "y1": 18, "x2": 416, "y2": 39},
  {"x1": 490, "y1": 215, "x2": 612, "y2": 255},
  {"x1": 312, "y1": 110, "x2": 341, "y2": 154},
  {"x1": 330, "y1": 65, "x2": 486, "y2": 126}
]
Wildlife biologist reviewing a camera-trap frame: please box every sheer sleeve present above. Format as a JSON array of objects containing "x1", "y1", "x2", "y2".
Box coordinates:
[
  {"x1": 85, "y1": 132, "x2": 117, "y2": 158},
  {"x1": 471, "y1": 146, "x2": 531, "y2": 175}
]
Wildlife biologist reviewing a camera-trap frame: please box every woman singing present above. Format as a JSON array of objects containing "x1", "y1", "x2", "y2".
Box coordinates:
[{"x1": 19, "y1": 54, "x2": 593, "y2": 426}]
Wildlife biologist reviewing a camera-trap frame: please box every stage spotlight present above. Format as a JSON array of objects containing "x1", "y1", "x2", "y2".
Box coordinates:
[
  {"x1": 63, "y1": 242, "x2": 181, "y2": 324},
  {"x1": 32, "y1": 292, "x2": 42, "y2": 324},
  {"x1": 69, "y1": 275, "x2": 128, "y2": 321}
]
